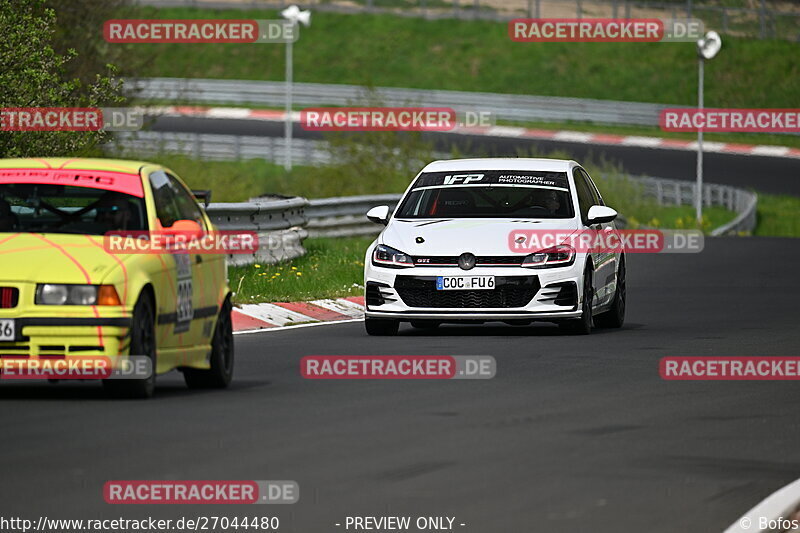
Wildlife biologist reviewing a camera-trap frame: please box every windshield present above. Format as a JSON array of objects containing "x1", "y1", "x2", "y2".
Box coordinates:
[
  {"x1": 0, "y1": 183, "x2": 148, "y2": 235},
  {"x1": 396, "y1": 170, "x2": 574, "y2": 219}
]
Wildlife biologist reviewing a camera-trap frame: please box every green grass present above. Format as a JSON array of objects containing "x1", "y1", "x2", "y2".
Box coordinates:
[
  {"x1": 625, "y1": 205, "x2": 736, "y2": 231},
  {"x1": 149, "y1": 155, "x2": 311, "y2": 202},
  {"x1": 755, "y1": 193, "x2": 800, "y2": 237},
  {"x1": 229, "y1": 236, "x2": 371, "y2": 304},
  {"x1": 123, "y1": 7, "x2": 800, "y2": 109}
]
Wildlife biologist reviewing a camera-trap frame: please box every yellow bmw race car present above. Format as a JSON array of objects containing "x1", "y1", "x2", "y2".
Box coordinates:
[{"x1": 0, "y1": 158, "x2": 233, "y2": 398}]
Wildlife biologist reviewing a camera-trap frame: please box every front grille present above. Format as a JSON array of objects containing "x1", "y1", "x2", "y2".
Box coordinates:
[
  {"x1": 395, "y1": 276, "x2": 539, "y2": 308},
  {"x1": 413, "y1": 256, "x2": 525, "y2": 267},
  {"x1": 0, "y1": 287, "x2": 18, "y2": 308}
]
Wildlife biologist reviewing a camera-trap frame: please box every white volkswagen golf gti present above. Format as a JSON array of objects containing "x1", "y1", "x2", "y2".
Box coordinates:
[{"x1": 363, "y1": 158, "x2": 626, "y2": 336}]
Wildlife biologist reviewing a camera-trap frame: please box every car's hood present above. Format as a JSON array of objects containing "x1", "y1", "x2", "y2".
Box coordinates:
[
  {"x1": 381, "y1": 218, "x2": 581, "y2": 256},
  {"x1": 0, "y1": 232, "x2": 132, "y2": 283}
]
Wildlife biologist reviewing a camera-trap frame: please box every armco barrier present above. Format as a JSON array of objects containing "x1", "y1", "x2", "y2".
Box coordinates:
[
  {"x1": 205, "y1": 196, "x2": 309, "y2": 266},
  {"x1": 111, "y1": 131, "x2": 332, "y2": 165},
  {"x1": 207, "y1": 183, "x2": 758, "y2": 265},
  {"x1": 111, "y1": 132, "x2": 756, "y2": 244},
  {"x1": 202, "y1": 180, "x2": 755, "y2": 264},
  {"x1": 634, "y1": 175, "x2": 758, "y2": 235},
  {"x1": 305, "y1": 194, "x2": 403, "y2": 238},
  {"x1": 127, "y1": 77, "x2": 669, "y2": 127}
]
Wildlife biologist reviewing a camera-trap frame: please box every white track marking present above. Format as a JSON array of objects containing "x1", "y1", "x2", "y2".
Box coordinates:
[
  {"x1": 236, "y1": 303, "x2": 315, "y2": 327},
  {"x1": 233, "y1": 317, "x2": 363, "y2": 335},
  {"x1": 553, "y1": 131, "x2": 594, "y2": 143},
  {"x1": 752, "y1": 145, "x2": 791, "y2": 156},
  {"x1": 309, "y1": 298, "x2": 366, "y2": 319},
  {"x1": 485, "y1": 126, "x2": 527, "y2": 137},
  {"x1": 621, "y1": 136, "x2": 663, "y2": 147}
]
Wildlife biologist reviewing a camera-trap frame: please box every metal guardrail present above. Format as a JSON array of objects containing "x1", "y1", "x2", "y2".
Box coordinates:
[
  {"x1": 135, "y1": 0, "x2": 800, "y2": 41},
  {"x1": 110, "y1": 132, "x2": 757, "y2": 244},
  {"x1": 305, "y1": 194, "x2": 403, "y2": 238},
  {"x1": 223, "y1": 179, "x2": 755, "y2": 251},
  {"x1": 128, "y1": 77, "x2": 669, "y2": 127},
  {"x1": 636, "y1": 175, "x2": 758, "y2": 235},
  {"x1": 205, "y1": 196, "x2": 309, "y2": 266},
  {"x1": 201, "y1": 181, "x2": 755, "y2": 265},
  {"x1": 111, "y1": 131, "x2": 332, "y2": 165}
]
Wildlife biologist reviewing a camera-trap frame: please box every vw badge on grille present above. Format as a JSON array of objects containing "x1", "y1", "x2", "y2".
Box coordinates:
[{"x1": 458, "y1": 252, "x2": 476, "y2": 270}]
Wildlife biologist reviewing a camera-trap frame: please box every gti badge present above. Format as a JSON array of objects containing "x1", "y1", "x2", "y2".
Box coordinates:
[
  {"x1": 458, "y1": 252, "x2": 477, "y2": 271},
  {"x1": 416, "y1": 236, "x2": 425, "y2": 243}
]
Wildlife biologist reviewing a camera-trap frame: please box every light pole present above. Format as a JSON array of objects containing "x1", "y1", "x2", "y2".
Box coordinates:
[
  {"x1": 695, "y1": 30, "x2": 721, "y2": 225},
  {"x1": 280, "y1": 5, "x2": 311, "y2": 172}
]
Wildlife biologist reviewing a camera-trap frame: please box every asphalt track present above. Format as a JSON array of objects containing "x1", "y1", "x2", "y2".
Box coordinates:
[
  {"x1": 150, "y1": 116, "x2": 800, "y2": 196},
  {"x1": 2, "y1": 237, "x2": 799, "y2": 532}
]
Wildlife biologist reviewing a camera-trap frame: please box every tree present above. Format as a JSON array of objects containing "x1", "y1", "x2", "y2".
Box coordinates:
[{"x1": 0, "y1": 0, "x2": 123, "y2": 157}]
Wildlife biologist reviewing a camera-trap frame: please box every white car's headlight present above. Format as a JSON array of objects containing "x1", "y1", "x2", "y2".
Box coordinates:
[
  {"x1": 372, "y1": 245, "x2": 414, "y2": 269},
  {"x1": 521, "y1": 245, "x2": 575, "y2": 268},
  {"x1": 36, "y1": 284, "x2": 121, "y2": 305}
]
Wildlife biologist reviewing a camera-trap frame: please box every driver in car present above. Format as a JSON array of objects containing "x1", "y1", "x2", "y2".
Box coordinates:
[
  {"x1": 529, "y1": 189, "x2": 561, "y2": 215},
  {"x1": 95, "y1": 192, "x2": 134, "y2": 231},
  {"x1": 542, "y1": 190, "x2": 561, "y2": 214}
]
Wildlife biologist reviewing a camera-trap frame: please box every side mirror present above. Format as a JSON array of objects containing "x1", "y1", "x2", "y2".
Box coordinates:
[
  {"x1": 160, "y1": 219, "x2": 205, "y2": 240},
  {"x1": 587, "y1": 205, "x2": 618, "y2": 225},
  {"x1": 192, "y1": 190, "x2": 212, "y2": 208},
  {"x1": 367, "y1": 205, "x2": 390, "y2": 226}
]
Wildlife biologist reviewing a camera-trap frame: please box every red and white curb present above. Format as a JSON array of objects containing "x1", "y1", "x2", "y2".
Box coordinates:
[
  {"x1": 232, "y1": 296, "x2": 365, "y2": 333},
  {"x1": 145, "y1": 105, "x2": 800, "y2": 160}
]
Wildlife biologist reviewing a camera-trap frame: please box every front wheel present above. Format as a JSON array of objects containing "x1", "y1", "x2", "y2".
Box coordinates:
[
  {"x1": 103, "y1": 292, "x2": 156, "y2": 399},
  {"x1": 365, "y1": 317, "x2": 399, "y2": 336},
  {"x1": 184, "y1": 297, "x2": 234, "y2": 389},
  {"x1": 595, "y1": 256, "x2": 626, "y2": 329}
]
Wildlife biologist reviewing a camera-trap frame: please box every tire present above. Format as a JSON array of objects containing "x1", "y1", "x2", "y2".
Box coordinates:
[
  {"x1": 561, "y1": 265, "x2": 594, "y2": 335},
  {"x1": 595, "y1": 256, "x2": 626, "y2": 329},
  {"x1": 103, "y1": 292, "x2": 156, "y2": 399},
  {"x1": 410, "y1": 320, "x2": 440, "y2": 329},
  {"x1": 184, "y1": 297, "x2": 234, "y2": 389},
  {"x1": 365, "y1": 317, "x2": 399, "y2": 336}
]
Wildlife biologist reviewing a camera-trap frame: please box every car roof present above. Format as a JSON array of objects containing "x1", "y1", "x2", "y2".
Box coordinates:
[
  {"x1": 0, "y1": 158, "x2": 153, "y2": 175},
  {"x1": 421, "y1": 158, "x2": 577, "y2": 173}
]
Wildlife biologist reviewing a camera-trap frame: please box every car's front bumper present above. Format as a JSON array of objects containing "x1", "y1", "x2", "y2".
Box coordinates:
[
  {"x1": 0, "y1": 317, "x2": 133, "y2": 359},
  {"x1": 364, "y1": 261, "x2": 584, "y2": 322},
  {"x1": 0, "y1": 281, "x2": 133, "y2": 359}
]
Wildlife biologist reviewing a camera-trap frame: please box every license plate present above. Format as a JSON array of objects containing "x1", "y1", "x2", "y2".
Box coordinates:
[
  {"x1": 436, "y1": 276, "x2": 495, "y2": 291},
  {"x1": 0, "y1": 319, "x2": 15, "y2": 341}
]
